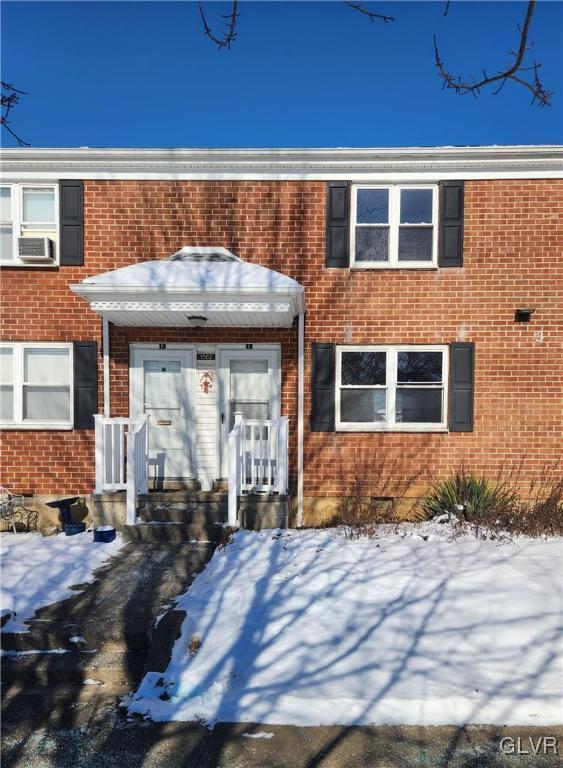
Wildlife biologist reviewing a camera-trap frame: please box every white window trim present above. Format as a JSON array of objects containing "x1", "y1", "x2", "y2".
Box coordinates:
[
  {"x1": 0, "y1": 183, "x2": 59, "y2": 266},
  {"x1": 0, "y1": 342, "x2": 74, "y2": 430},
  {"x1": 350, "y1": 184, "x2": 438, "y2": 270},
  {"x1": 336, "y1": 344, "x2": 449, "y2": 432}
]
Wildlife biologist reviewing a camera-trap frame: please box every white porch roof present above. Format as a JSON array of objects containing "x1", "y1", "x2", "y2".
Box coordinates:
[{"x1": 70, "y1": 248, "x2": 305, "y2": 328}]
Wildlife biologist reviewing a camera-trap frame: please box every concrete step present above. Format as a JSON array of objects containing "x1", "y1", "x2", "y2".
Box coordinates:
[
  {"x1": 137, "y1": 503, "x2": 227, "y2": 524},
  {"x1": 139, "y1": 490, "x2": 228, "y2": 504},
  {"x1": 1, "y1": 650, "x2": 147, "y2": 689},
  {"x1": 136, "y1": 495, "x2": 291, "y2": 530},
  {"x1": 123, "y1": 521, "x2": 222, "y2": 544},
  {"x1": 146, "y1": 478, "x2": 201, "y2": 492}
]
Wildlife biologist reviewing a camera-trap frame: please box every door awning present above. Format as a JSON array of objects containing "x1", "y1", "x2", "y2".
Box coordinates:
[{"x1": 69, "y1": 248, "x2": 305, "y2": 328}]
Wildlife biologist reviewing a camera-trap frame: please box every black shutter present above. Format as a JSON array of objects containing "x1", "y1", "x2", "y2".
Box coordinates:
[
  {"x1": 326, "y1": 182, "x2": 350, "y2": 268},
  {"x1": 311, "y1": 343, "x2": 335, "y2": 432},
  {"x1": 60, "y1": 180, "x2": 84, "y2": 266},
  {"x1": 74, "y1": 341, "x2": 98, "y2": 429},
  {"x1": 449, "y1": 342, "x2": 474, "y2": 432},
  {"x1": 439, "y1": 181, "x2": 464, "y2": 267}
]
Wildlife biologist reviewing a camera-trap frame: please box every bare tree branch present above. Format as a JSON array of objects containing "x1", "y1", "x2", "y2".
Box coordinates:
[
  {"x1": 345, "y1": 2, "x2": 394, "y2": 24},
  {"x1": 443, "y1": 1, "x2": 450, "y2": 17},
  {"x1": 1, "y1": 81, "x2": 29, "y2": 146},
  {"x1": 434, "y1": 1, "x2": 552, "y2": 106},
  {"x1": 199, "y1": 1, "x2": 239, "y2": 50}
]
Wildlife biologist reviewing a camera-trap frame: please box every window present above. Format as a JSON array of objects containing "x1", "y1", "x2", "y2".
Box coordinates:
[
  {"x1": 351, "y1": 185, "x2": 438, "y2": 268},
  {"x1": 0, "y1": 184, "x2": 58, "y2": 264},
  {"x1": 0, "y1": 343, "x2": 73, "y2": 428},
  {"x1": 336, "y1": 345, "x2": 448, "y2": 431}
]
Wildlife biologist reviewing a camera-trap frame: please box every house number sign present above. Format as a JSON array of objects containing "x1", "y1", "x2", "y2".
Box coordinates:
[{"x1": 197, "y1": 353, "x2": 215, "y2": 361}]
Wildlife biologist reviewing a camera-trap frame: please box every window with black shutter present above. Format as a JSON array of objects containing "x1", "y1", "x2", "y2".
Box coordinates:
[
  {"x1": 60, "y1": 180, "x2": 84, "y2": 266},
  {"x1": 311, "y1": 343, "x2": 335, "y2": 432},
  {"x1": 438, "y1": 181, "x2": 464, "y2": 268},
  {"x1": 449, "y1": 342, "x2": 475, "y2": 432},
  {"x1": 73, "y1": 341, "x2": 98, "y2": 429}
]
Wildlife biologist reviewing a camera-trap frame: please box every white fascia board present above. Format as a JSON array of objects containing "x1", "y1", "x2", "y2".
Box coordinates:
[
  {"x1": 69, "y1": 284, "x2": 305, "y2": 315},
  {"x1": 89, "y1": 300, "x2": 294, "y2": 313},
  {"x1": 6, "y1": 170, "x2": 563, "y2": 182},
  {"x1": 69, "y1": 284, "x2": 304, "y2": 299},
  {"x1": 2, "y1": 146, "x2": 562, "y2": 181}
]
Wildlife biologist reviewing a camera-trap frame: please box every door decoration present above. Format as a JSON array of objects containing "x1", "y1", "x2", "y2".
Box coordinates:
[{"x1": 199, "y1": 370, "x2": 214, "y2": 394}]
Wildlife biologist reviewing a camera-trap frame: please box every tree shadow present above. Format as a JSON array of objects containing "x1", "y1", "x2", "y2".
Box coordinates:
[
  {"x1": 0, "y1": 538, "x2": 215, "y2": 767},
  {"x1": 124, "y1": 528, "x2": 562, "y2": 767}
]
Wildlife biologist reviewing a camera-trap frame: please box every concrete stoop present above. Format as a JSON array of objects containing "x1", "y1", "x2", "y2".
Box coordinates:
[
  {"x1": 96, "y1": 485, "x2": 291, "y2": 543},
  {"x1": 122, "y1": 489, "x2": 291, "y2": 544}
]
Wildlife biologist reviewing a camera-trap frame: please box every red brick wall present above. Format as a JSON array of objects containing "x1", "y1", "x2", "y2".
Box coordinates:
[{"x1": 1, "y1": 179, "x2": 561, "y2": 497}]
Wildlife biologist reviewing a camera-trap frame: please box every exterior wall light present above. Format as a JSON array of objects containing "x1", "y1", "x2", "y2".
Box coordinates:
[
  {"x1": 515, "y1": 308, "x2": 535, "y2": 322},
  {"x1": 187, "y1": 315, "x2": 208, "y2": 327}
]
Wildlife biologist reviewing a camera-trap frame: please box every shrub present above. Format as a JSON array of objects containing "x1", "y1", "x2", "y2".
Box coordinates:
[
  {"x1": 420, "y1": 467, "x2": 563, "y2": 538},
  {"x1": 420, "y1": 470, "x2": 518, "y2": 524},
  {"x1": 498, "y1": 474, "x2": 563, "y2": 537},
  {"x1": 333, "y1": 449, "x2": 421, "y2": 537}
]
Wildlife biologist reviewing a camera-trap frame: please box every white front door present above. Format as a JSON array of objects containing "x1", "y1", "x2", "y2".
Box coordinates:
[
  {"x1": 218, "y1": 348, "x2": 280, "y2": 477},
  {"x1": 130, "y1": 347, "x2": 194, "y2": 483}
]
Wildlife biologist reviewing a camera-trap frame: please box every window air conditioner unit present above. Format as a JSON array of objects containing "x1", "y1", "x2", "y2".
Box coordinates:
[{"x1": 18, "y1": 237, "x2": 54, "y2": 262}]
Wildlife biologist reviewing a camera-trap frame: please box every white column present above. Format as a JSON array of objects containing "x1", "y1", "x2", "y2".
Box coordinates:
[
  {"x1": 228, "y1": 413, "x2": 243, "y2": 527},
  {"x1": 277, "y1": 416, "x2": 289, "y2": 495},
  {"x1": 296, "y1": 311, "x2": 304, "y2": 527},
  {"x1": 102, "y1": 318, "x2": 110, "y2": 417}
]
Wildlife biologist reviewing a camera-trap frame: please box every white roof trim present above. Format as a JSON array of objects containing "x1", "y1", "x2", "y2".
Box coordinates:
[
  {"x1": 2, "y1": 145, "x2": 562, "y2": 181},
  {"x1": 69, "y1": 256, "x2": 305, "y2": 328}
]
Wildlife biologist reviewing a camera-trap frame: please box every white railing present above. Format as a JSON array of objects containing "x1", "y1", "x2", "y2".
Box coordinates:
[
  {"x1": 126, "y1": 416, "x2": 149, "y2": 525},
  {"x1": 94, "y1": 415, "x2": 149, "y2": 526},
  {"x1": 228, "y1": 414, "x2": 289, "y2": 526}
]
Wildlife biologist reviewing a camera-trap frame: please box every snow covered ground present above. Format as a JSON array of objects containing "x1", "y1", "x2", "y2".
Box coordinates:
[
  {"x1": 129, "y1": 524, "x2": 563, "y2": 727},
  {"x1": 0, "y1": 532, "x2": 123, "y2": 632}
]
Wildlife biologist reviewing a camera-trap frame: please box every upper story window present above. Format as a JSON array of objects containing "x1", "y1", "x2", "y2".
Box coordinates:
[
  {"x1": 336, "y1": 345, "x2": 448, "y2": 431},
  {"x1": 0, "y1": 184, "x2": 58, "y2": 265},
  {"x1": 351, "y1": 185, "x2": 438, "y2": 269},
  {"x1": 0, "y1": 343, "x2": 73, "y2": 429}
]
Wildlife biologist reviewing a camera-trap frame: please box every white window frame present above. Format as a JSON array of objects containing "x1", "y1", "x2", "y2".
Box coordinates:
[
  {"x1": 0, "y1": 342, "x2": 74, "y2": 429},
  {"x1": 0, "y1": 183, "x2": 59, "y2": 266},
  {"x1": 350, "y1": 184, "x2": 438, "y2": 269},
  {"x1": 336, "y1": 344, "x2": 448, "y2": 432}
]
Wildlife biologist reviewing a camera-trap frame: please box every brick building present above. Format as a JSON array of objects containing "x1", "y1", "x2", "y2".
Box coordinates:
[{"x1": 1, "y1": 146, "x2": 561, "y2": 528}]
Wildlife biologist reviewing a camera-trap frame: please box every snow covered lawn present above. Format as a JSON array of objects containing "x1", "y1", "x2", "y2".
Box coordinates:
[
  {"x1": 1, "y1": 532, "x2": 123, "y2": 632},
  {"x1": 129, "y1": 525, "x2": 563, "y2": 727}
]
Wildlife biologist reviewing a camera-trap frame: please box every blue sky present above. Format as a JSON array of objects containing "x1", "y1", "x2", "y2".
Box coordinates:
[{"x1": 1, "y1": 1, "x2": 562, "y2": 147}]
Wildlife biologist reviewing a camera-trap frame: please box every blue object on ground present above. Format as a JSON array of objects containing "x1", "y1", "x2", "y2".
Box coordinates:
[
  {"x1": 94, "y1": 526, "x2": 116, "y2": 543},
  {"x1": 64, "y1": 522, "x2": 86, "y2": 536},
  {"x1": 45, "y1": 497, "x2": 80, "y2": 529}
]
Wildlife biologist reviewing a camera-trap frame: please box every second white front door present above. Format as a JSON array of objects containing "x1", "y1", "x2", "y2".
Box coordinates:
[{"x1": 218, "y1": 348, "x2": 280, "y2": 477}]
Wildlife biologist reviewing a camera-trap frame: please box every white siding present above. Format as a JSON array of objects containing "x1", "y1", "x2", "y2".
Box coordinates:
[{"x1": 195, "y1": 345, "x2": 217, "y2": 490}]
